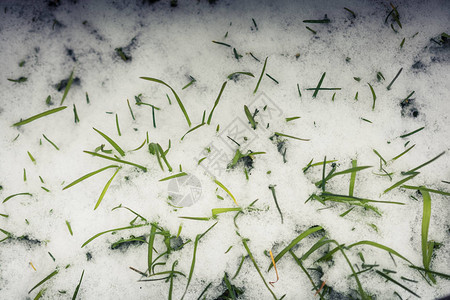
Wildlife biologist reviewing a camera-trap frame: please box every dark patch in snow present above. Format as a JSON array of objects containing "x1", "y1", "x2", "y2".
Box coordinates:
[
  {"x1": 400, "y1": 98, "x2": 419, "y2": 118},
  {"x1": 15, "y1": 235, "x2": 41, "y2": 247},
  {"x1": 111, "y1": 235, "x2": 146, "y2": 251},
  {"x1": 86, "y1": 252, "x2": 93, "y2": 261},
  {"x1": 55, "y1": 76, "x2": 80, "y2": 91}
]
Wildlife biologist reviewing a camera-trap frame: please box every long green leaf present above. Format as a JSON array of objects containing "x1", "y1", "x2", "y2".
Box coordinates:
[
  {"x1": 383, "y1": 173, "x2": 418, "y2": 194},
  {"x1": 72, "y1": 270, "x2": 85, "y2": 300},
  {"x1": 420, "y1": 188, "x2": 435, "y2": 283},
  {"x1": 376, "y1": 271, "x2": 420, "y2": 298},
  {"x1": 60, "y1": 70, "x2": 74, "y2": 105},
  {"x1": 254, "y1": 57, "x2": 268, "y2": 94},
  {"x1": 83, "y1": 151, "x2": 147, "y2": 172},
  {"x1": 13, "y1": 106, "x2": 67, "y2": 127},
  {"x1": 29, "y1": 270, "x2": 59, "y2": 294},
  {"x1": 140, "y1": 77, "x2": 191, "y2": 127},
  {"x1": 93, "y1": 128, "x2": 125, "y2": 156},
  {"x1": 268, "y1": 226, "x2": 323, "y2": 271},
  {"x1": 63, "y1": 165, "x2": 119, "y2": 190},
  {"x1": 212, "y1": 207, "x2": 242, "y2": 217},
  {"x1": 81, "y1": 224, "x2": 147, "y2": 248},
  {"x1": 3, "y1": 192, "x2": 32, "y2": 203},
  {"x1": 148, "y1": 224, "x2": 158, "y2": 275},
  {"x1": 159, "y1": 172, "x2": 187, "y2": 182},
  {"x1": 401, "y1": 185, "x2": 450, "y2": 197},
  {"x1": 94, "y1": 166, "x2": 121, "y2": 210},
  {"x1": 403, "y1": 151, "x2": 445, "y2": 175},
  {"x1": 207, "y1": 81, "x2": 227, "y2": 125}
]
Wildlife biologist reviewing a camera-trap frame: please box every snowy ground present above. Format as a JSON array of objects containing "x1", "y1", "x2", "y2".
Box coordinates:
[{"x1": 0, "y1": 0, "x2": 449, "y2": 299}]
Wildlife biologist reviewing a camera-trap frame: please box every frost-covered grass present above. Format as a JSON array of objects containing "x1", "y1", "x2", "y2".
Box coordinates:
[{"x1": 0, "y1": 0, "x2": 449, "y2": 299}]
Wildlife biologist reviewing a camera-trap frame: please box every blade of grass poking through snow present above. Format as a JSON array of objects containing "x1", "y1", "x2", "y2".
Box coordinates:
[
  {"x1": 212, "y1": 40, "x2": 231, "y2": 47},
  {"x1": 93, "y1": 128, "x2": 125, "y2": 157},
  {"x1": 269, "y1": 185, "x2": 283, "y2": 223},
  {"x1": 373, "y1": 149, "x2": 387, "y2": 165},
  {"x1": 28, "y1": 269, "x2": 59, "y2": 294},
  {"x1": 265, "y1": 73, "x2": 279, "y2": 84},
  {"x1": 409, "y1": 266, "x2": 450, "y2": 279},
  {"x1": 182, "y1": 76, "x2": 196, "y2": 90},
  {"x1": 3, "y1": 192, "x2": 32, "y2": 203},
  {"x1": 159, "y1": 172, "x2": 187, "y2": 182},
  {"x1": 71, "y1": 270, "x2": 84, "y2": 300},
  {"x1": 60, "y1": 69, "x2": 74, "y2": 105},
  {"x1": 181, "y1": 222, "x2": 217, "y2": 300},
  {"x1": 207, "y1": 81, "x2": 227, "y2": 125},
  {"x1": 115, "y1": 114, "x2": 121, "y2": 136},
  {"x1": 168, "y1": 261, "x2": 178, "y2": 300},
  {"x1": 391, "y1": 144, "x2": 415, "y2": 161},
  {"x1": 285, "y1": 116, "x2": 300, "y2": 122},
  {"x1": 386, "y1": 68, "x2": 403, "y2": 90},
  {"x1": 42, "y1": 134, "x2": 59, "y2": 150},
  {"x1": 290, "y1": 251, "x2": 325, "y2": 300},
  {"x1": 156, "y1": 144, "x2": 172, "y2": 171},
  {"x1": 297, "y1": 84, "x2": 302, "y2": 98},
  {"x1": 254, "y1": 57, "x2": 268, "y2": 94},
  {"x1": 303, "y1": 17, "x2": 330, "y2": 23},
  {"x1": 127, "y1": 99, "x2": 135, "y2": 120},
  {"x1": 375, "y1": 271, "x2": 420, "y2": 298},
  {"x1": 244, "y1": 105, "x2": 257, "y2": 129},
  {"x1": 400, "y1": 127, "x2": 424, "y2": 138},
  {"x1": 227, "y1": 72, "x2": 254, "y2": 80},
  {"x1": 212, "y1": 207, "x2": 242, "y2": 218},
  {"x1": 147, "y1": 223, "x2": 158, "y2": 275},
  {"x1": 94, "y1": 166, "x2": 121, "y2": 210},
  {"x1": 223, "y1": 273, "x2": 237, "y2": 300},
  {"x1": 401, "y1": 185, "x2": 450, "y2": 197},
  {"x1": 63, "y1": 165, "x2": 119, "y2": 190},
  {"x1": 73, "y1": 104, "x2": 80, "y2": 123},
  {"x1": 66, "y1": 221, "x2": 73, "y2": 236},
  {"x1": 268, "y1": 226, "x2": 324, "y2": 271},
  {"x1": 181, "y1": 123, "x2": 205, "y2": 140},
  {"x1": 12, "y1": 106, "x2": 67, "y2": 127},
  {"x1": 83, "y1": 151, "x2": 147, "y2": 172},
  {"x1": 214, "y1": 179, "x2": 238, "y2": 206},
  {"x1": 241, "y1": 238, "x2": 278, "y2": 300},
  {"x1": 349, "y1": 160, "x2": 357, "y2": 196},
  {"x1": 403, "y1": 151, "x2": 445, "y2": 175},
  {"x1": 312, "y1": 72, "x2": 326, "y2": 98},
  {"x1": 368, "y1": 83, "x2": 376, "y2": 110},
  {"x1": 82, "y1": 223, "x2": 147, "y2": 248},
  {"x1": 274, "y1": 132, "x2": 310, "y2": 141},
  {"x1": 28, "y1": 151, "x2": 36, "y2": 164},
  {"x1": 420, "y1": 189, "x2": 436, "y2": 283},
  {"x1": 344, "y1": 7, "x2": 356, "y2": 18},
  {"x1": 140, "y1": 77, "x2": 191, "y2": 127}
]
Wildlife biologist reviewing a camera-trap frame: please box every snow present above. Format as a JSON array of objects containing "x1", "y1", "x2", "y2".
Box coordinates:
[{"x1": 0, "y1": 0, "x2": 449, "y2": 299}]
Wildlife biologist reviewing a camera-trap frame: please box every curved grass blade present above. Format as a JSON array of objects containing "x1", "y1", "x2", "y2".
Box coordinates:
[
  {"x1": 254, "y1": 57, "x2": 268, "y2": 94},
  {"x1": 181, "y1": 123, "x2": 205, "y2": 140},
  {"x1": 94, "y1": 166, "x2": 121, "y2": 210},
  {"x1": 384, "y1": 173, "x2": 418, "y2": 194},
  {"x1": 72, "y1": 270, "x2": 84, "y2": 300},
  {"x1": 368, "y1": 83, "x2": 376, "y2": 110},
  {"x1": 274, "y1": 132, "x2": 310, "y2": 141},
  {"x1": 93, "y1": 128, "x2": 125, "y2": 157},
  {"x1": 376, "y1": 271, "x2": 420, "y2": 298},
  {"x1": 140, "y1": 77, "x2": 191, "y2": 127},
  {"x1": 214, "y1": 179, "x2": 238, "y2": 206},
  {"x1": 13, "y1": 106, "x2": 67, "y2": 127},
  {"x1": 159, "y1": 172, "x2": 187, "y2": 182},
  {"x1": 83, "y1": 151, "x2": 147, "y2": 172},
  {"x1": 181, "y1": 222, "x2": 217, "y2": 300},
  {"x1": 268, "y1": 226, "x2": 323, "y2": 271},
  {"x1": 227, "y1": 72, "x2": 254, "y2": 80},
  {"x1": 81, "y1": 224, "x2": 147, "y2": 248},
  {"x1": 420, "y1": 189, "x2": 435, "y2": 283},
  {"x1": 63, "y1": 165, "x2": 119, "y2": 190},
  {"x1": 3, "y1": 192, "x2": 32, "y2": 203},
  {"x1": 207, "y1": 81, "x2": 227, "y2": 125},
  {"x1": 242, "y1": 238, "x2": 278, "y2": 300},
  {"x1": 409, "y1": 266, "x2": 450, "y2": 280},
  {"x1": 42, "y1": 134, "x2": 60, "y2": 150},
  {"x1": 29, "y1": 269, "x2": 59, "y2": 294},
  {"x1": 60, "y1": 69, "x2": 74, "y2": 105}
]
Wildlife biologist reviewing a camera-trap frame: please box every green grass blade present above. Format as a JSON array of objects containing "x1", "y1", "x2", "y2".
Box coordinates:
[
  {"x1": 386, "y1": 68, "x2": 403, "y2": 90},
  {"x1": 115, "y1": 114, "x2": 121, "y2": 136},
  {"x1": 66, "y1": 220, "x2": 73, "y2": 236},
  {"x1": 3, "y1": 192, "x2": 32, "y2": 203},
  {"x1": 289, "y1": 251, "x2": 325, "y2": 299},
  {"x1": 244, "y1": 105, "x2": 257, "y2": 129},
  {"x1": 214, "y1": 179, "x2": 238, "y2": 206},
  {"x1": 168, "y1": 261, "x2": 178, "y2": 300},
  {"x1": 400, "y1": 127, "x2": 424, "y2": 138},
  {"x1": 420, "y1": 188, "x2": 435, "y2": 283},
  {"x1": 12, "y1": 106, "x2": 67, "y2": 127},
  {"x1": 42, "y1": 134, "x2": 60, "y2": 150},
  {"x1": 347, "y1": 240, "x2": 412, "y2": 264},
  {"x1": 268, "y1": 226, "x2": 324, "y2": 271},
  {"x1": 212, "y1": 207, "x2": 242, "y2": 217},
  {"x1": 383, "y1": 173, "x2": 418, "y2": 194},
  {"x1": 391, "y1": 144, "x2": 415, "y2": 161},
  {"x1": 60, "y1": 69, "x2": 74, "y2": 105},
  {"x1": 409, "y1": 266, "x2": 450, "y2": 280},
  {"x1": 181, "y1": 123, "x2": 205, "y2": 140},
  {"x1": 227, "y1": 72, "x2": 254, "y2": 79},
  {"x1": 376, "y1": 271, "x2": 420, "y2": 298},
  {"x1": 242, "y1": 238, "x2": 278, "y2": 300},
  {"x1": 207, "y1": 81, "x2": 227, "y2": 125},
  {"x1": 72, "y1": 270, "x2": 84, "y2": 300},
  {"x1": 403, "y1": 151, "x2": 445, "y2": 175},
  {"x1": 127, "y1": 99, "x2": 135, "y2": 120},
  {"x1": 181, "y1": 222, "x2": 217, "y2": 300},
  {"x1": 159, "y1": 172, "x2": 187, "y2": 182},
  {"x1": 254, "y1": 57, "x2": 268, "y2": 94},
  {"x1": 140, "y1": 77, "x2": 191, "y2": 127},
  {"x1": 81, "y1": 224, "x2": 147, "y2": 248},
  {"x1": 312, "y1": 72, "x2": 326, "y2": 98},
  {"x1": 368, "y1": 83, "x2": 376, "y2": 110},
  {"x1": 94, "y1": 166, "x2": 121, "y2": 210},
  {"x1": 83, "y1": 151, "x2": 147, "y2": 172},
  {"x1": 401, "y1": 185, "x2": 450, "y2": 197},
  {"x1": 157, "y1": 144, "x2": 172, "y2": 172},
  {"x1": 93, "y1": 128, "x2": 125, "y2": 157},
  {"x1": 148, "y1": 224, "x2": 158, "y2": 275},
  {"x1": 63, "y1": 165, "x2": 119, "y2": 190},
  {"x1": 28, "y1": 269, "x2": 59, "y2": 294},
  {"x1": 274, "y1": 132, "x2": 310, "y2": 141},
  {"x1": 349, "y1": 160, "x2": 357, "y2": 196}
]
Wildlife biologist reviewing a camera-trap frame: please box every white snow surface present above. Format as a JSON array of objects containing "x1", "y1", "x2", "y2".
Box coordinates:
[{"x1": 0, "y1": 0, "x2": 449, "y2": 299}]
